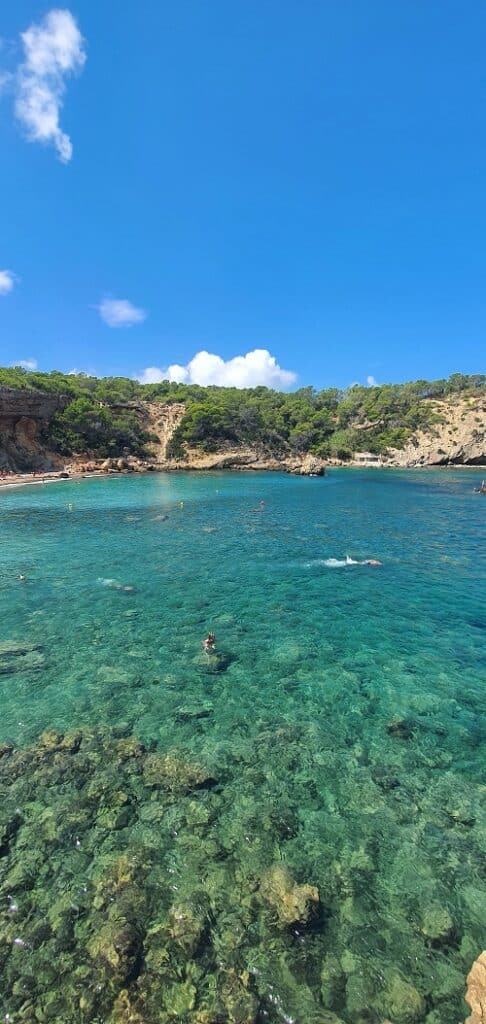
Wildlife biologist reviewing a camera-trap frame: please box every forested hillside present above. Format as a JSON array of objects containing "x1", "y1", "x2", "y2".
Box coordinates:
[{"x1": 0, "y1": 366, "x2": 484, "y2": 462}]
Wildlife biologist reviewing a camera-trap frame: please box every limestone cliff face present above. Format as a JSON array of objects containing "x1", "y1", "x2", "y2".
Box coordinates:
[
  {"x1": 1, "y1": 387, "x2": 484, "y2": 475},
  {"x1": 138, "y1": 402, "x2": 186, "y2": 460},
  {"x1": 0, "y1": 387, "x2": 67, "y2": 472},
  {"x1": 388, "y1": 395, "x2": 485, "y2": 467}
]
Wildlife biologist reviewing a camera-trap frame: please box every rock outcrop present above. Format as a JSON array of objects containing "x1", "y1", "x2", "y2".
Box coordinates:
[
  {"x1": 0, "y1": 386, "x2": 67, "y2": 472},
  {"x1": 465, "y1": 952, "x2": 486, "y2": 1024},
  {"x1": 259, "y1": 865, "x2": 320, "y2": 927},
  {"x1": 388, "y1": 395, "x2": 485, "y2": 467},
  {"x1": 1, "y1": 385, "x2": 483, "y2": 475}
]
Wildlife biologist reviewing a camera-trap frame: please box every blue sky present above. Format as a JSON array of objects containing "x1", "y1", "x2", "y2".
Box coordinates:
[{"x1": 0, "y1": 1, "x2": 485, "y2": 389}]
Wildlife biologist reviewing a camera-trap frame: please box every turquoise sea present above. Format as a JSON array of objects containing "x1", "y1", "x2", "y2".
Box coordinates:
[{"x1": 0, "y1": 469, "x2": 484, "y2": 1024}]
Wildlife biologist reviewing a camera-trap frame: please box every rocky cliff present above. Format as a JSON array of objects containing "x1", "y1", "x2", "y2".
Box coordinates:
[
  {"x1": 388, "y1": 395, "x2": 485, "y2": 467},
  {"x1": 0, "y1": 386, "x2": 484, "y2": 475},
  {"x1": 0, "y1": 387, "x2": 67, "y2": 472}
]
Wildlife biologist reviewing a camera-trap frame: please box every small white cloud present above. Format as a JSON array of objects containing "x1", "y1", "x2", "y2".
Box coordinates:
[
  {"x1": 15, "y1": 9, "x2": 86, "y2": 163},
  {"x1": 367, "y1": 375, "x2": 378, "y2": 386},
  {"x1": 0, "y1": 269, "x2": 16, "y2": 295},
  {"x1": 98, "y1": 298, "x2": 147, "y2": 329},
  {"x1": 137, "y1": 348, "x2": 297, "y2": 390},
  {"x1": 13, "y1": 358, "x2": 38, "y2": 371}
]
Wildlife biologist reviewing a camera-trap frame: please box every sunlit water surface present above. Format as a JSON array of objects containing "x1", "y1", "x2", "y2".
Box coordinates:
[{"x1": 0, "y1": 469, "x2": 484, "y2": 1023}]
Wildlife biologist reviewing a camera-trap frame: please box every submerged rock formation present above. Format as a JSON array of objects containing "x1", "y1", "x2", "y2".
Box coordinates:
[{"x1": 259, "y1": 864, "x2": 320, "y2": 926}]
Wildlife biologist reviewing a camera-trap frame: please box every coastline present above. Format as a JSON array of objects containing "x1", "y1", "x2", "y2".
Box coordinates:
[{"x1": 0, "y1": 460, "x2": 485, "y2": 492}]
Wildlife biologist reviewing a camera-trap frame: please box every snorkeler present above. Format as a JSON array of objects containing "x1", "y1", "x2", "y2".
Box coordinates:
[{"x1": 203, "y1": 632, "x2": 217, "y2": 652}]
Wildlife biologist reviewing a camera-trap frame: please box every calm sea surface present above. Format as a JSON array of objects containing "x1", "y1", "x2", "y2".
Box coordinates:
[{"x1": 0, "y1": 469, "x2": 484, "y2": 1023}]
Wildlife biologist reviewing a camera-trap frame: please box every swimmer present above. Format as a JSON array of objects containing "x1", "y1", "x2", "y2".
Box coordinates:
[
  {"x1": 259, "y1": 500, "x2": 265, "y2": 508},
  {"x1": 203, "y1": 632, "x2": 217, "y2": 653},
  {"x1": 179, "y1": 501, "x2": 184, "y2": 509},
  {"x1": 345, "y1": 555, "x2": 382, "y2": 566},
  {"x1": 67, "y1": 502, "x2": 74, "y2": 511},
  {"x1": 18, "y1": 574, "x2": 26, "y2": 582}
]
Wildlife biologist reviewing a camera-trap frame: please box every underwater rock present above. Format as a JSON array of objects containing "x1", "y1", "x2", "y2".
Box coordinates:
[
  {"x1": 379, "y1": 974, "x2": 425, "y2": 1022},
  {"x1": 321, "y1": 954, "x2": 346, "y2": 1009},
  {"x1": 0, "y1": 808, "x2": 22, "y2": 853},
  {"x1": 0, "y1": 640, "x2": 43, "y2": 656},
  {"x1": 142, "y1": 752, "x2": 214, "y2": 793},
  {"x1": 345, "y1": 970, "x2": 376, "y2": 1015},
  {"x1": 386, "y1": 718, "x2": 416, "y2": 740},
  {"x1": 446, "y1": 799, "x2": 476, "y2": 827},
  {"x1": 0, "y1": 649, "x2": 45, "y2": 674},
  {"x1": 166, "y1": 901, "x2": 207, "y2": 955},
  {"x1": 175, "y1": 702, "x2": 214, "y2": 722},
  {"x1": 259, "y1": 865, "x2": 319, "y2": 927},
  {"x1": 109, "y1": 989, "x2": 145, "y2": 1024},
  {"x1": 219, "y1": 968, "x2": 258, "y2": 1023},
  {"x1": 371, "y1": 765, "x2": 401, "y2": 791},
  {"x1": 420, "y1": 905, "x2": 455, "y2": 944},
  {"x1": 465, "y1": 952, "x2": 486, "y2": 1024},
  {"x1": 37, "y1": 728, "x2": 65, "y2": 751},
  {"x1": 88, "y1": 918, "x2": 143, "y2": 980},
  {"x1": 114, "y1": 736, "x2": 146, "y2": 761}
]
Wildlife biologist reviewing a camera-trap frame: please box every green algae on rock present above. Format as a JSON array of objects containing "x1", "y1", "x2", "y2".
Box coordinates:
[
  {"x1": 0, "y1": 717, "x2": 483, "y2": 1023},
  {"x1": 259, "y1": 863, "x2": 320, "y2": 927}
]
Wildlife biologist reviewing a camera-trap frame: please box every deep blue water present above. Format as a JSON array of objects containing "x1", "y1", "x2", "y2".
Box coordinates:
[{"x1": 0, "y1": 468, "x2": 484, "y2": 1023}]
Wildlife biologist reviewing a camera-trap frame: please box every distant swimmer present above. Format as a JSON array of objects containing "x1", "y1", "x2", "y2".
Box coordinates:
[
  {"x1": 67, "y1": 502, "x2": 74, "y2": 511},
  {"x1": 98, "y1": 577, "x2": 136, "y2": 592},
  {"x1": 321, "y1": 557, "x2": 382, "y2": 568},
  {"x1": 203, "y1": 632, "x2": 217, "y2": 653},
  {"x1": 179, "y1": 501, "x2": 184, "y2": 509},
  {"x1": 18, "y1": 574, "x2": 26, "y2": 582},
  {"x1": 259, "y1": 500, "x2": 265, "y2": 507}
]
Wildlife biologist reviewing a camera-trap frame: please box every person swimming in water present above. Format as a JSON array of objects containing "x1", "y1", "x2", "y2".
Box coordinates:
[
  {"x1": 203, "y1": 632, "x2": 217, "y2": 652},
  {"x1": 323, "y1": 556, "x2": 382, "y2": 567}
]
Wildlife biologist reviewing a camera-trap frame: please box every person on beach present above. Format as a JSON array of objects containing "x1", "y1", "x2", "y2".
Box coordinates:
[{"x1": 203, "y1": 632, "x2": 217, "y2": 652}]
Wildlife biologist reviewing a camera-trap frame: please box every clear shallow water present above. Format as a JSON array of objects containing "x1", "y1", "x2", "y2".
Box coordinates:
[{"x1": 0, "y1": 469, "x2": 484, "y2": 1023}]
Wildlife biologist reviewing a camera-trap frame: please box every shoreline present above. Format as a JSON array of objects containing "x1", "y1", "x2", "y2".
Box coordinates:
[{"x1": 0, "y1": 462, "x2": 485, "y2": 492}]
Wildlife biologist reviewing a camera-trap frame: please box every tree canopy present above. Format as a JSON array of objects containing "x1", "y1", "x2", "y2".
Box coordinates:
[{"x1": 0, "y1": 366, "x2": 484, "y2": 460}]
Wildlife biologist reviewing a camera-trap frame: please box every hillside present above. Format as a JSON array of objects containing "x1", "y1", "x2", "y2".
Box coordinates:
[{"x1": 0, "y1": 368, "x2": 484, "y2": 473}]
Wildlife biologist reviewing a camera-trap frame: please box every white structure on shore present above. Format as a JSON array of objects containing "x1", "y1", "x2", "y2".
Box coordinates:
[{"x1": 353, "y1": 451, "x2": 382, "y2": 464}]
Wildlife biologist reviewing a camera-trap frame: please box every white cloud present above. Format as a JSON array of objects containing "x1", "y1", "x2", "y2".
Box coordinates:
[
  {"x1": 367, "y1": 375, "x2": 378, "y2": 386},
  {"x1": 0, "y1": 269, "x2": 16, "y2": 295},
  {"x1": 137, "y1": 348, "x2": 297, "y2": 390},
  {"x1": 98, "y1": 298, "x2": 147, "y2": 329},
  {"x1": 15, "y1": 9, "x2": 86, "y2": 163},
  {"x1": 13, "y1": 358, "x2": 38, "y2": 371}
]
